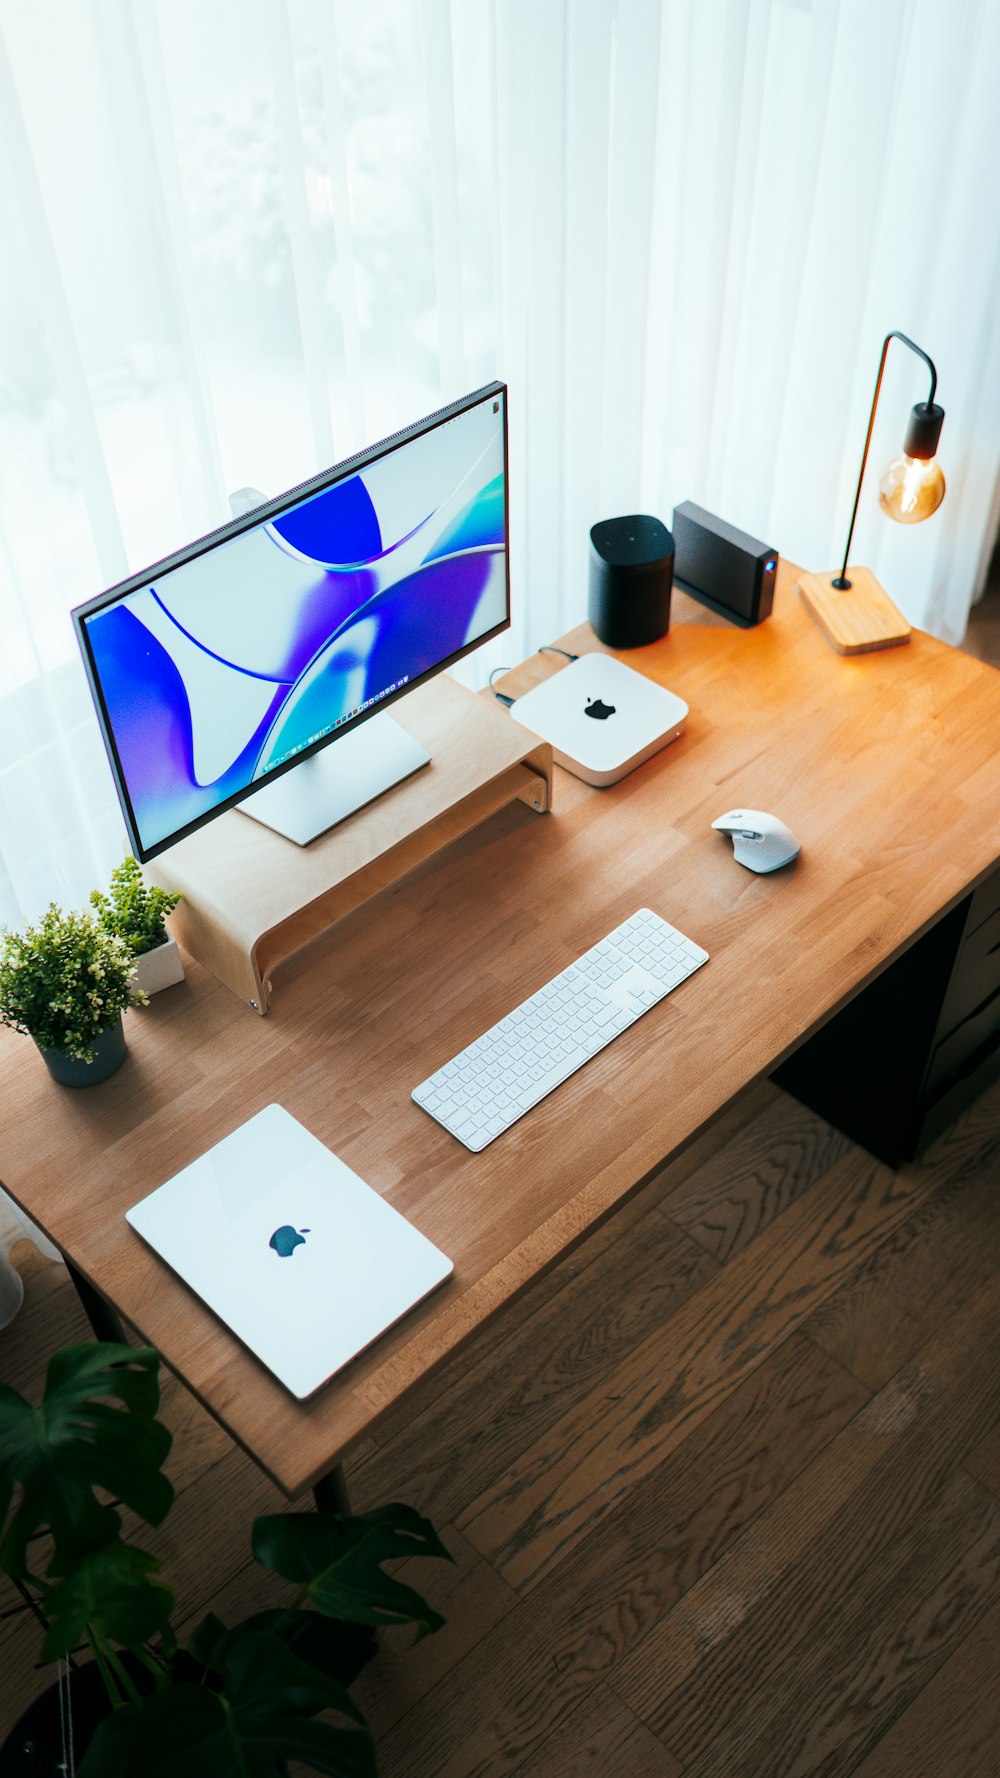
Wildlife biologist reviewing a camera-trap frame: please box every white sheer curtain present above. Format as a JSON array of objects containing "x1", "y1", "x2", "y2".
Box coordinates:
[{"x1": 0, "y1": 0, "x2": 998, "y2": 928}]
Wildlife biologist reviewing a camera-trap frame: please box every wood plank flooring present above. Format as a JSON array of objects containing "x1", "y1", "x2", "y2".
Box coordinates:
[{"x1": 2, "y1": 1071, "x2": 999, "y2": 1776}]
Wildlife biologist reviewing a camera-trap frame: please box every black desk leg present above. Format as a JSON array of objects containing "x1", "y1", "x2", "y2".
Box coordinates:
[
  {"x1": 312, "y1": 1464, "x2": 352, "y2": 1516},
  {"x1": 66, "y1": 1261, "x2": 128, "y2": 1347}
]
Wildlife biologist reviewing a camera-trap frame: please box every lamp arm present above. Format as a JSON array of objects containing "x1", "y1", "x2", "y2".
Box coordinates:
[{"x1": 834, "y1": 331, "x2": 939, "y2": 590}]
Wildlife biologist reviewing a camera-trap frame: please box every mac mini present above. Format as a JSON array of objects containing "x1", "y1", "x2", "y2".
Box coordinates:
[{"x1": 509, "y1": 653, "x2": 688, "y2": 786}]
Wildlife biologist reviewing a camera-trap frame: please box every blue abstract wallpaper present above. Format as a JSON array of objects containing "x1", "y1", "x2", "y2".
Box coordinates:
[{"x1": 82, "y1": 398, "x2": 507, "y2": 854}]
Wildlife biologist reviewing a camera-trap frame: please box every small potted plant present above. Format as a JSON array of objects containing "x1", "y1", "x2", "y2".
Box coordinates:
[
  {"x1": 91, "y1": 856, "x2": 183, "y2": 996},
  {"x1": 0, "y1": 1340, "x2": 450, "y2": 1776},
  {"x1": 0, "y1": 903, "x2": 145, "y2": 1085}
]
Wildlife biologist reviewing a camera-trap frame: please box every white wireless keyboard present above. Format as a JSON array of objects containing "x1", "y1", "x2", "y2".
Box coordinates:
[{"x1": 412, "y1": 908, "x2": 709, "y2": 1151}]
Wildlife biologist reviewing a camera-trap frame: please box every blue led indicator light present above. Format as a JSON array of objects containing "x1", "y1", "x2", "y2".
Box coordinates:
[{"x1": 764, "y1": 558, "x2": 776, "y2": 573}]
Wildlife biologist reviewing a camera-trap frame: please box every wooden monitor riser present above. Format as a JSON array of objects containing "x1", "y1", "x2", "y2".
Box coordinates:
[{"x1": 146, "y1": 674, "x2": 553, "y2": 1013}]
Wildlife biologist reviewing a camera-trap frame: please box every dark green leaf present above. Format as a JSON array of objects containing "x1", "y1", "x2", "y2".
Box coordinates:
[
  {"x1": 253, "y1": 1504, "x2": 451, "y2": 1637},
  {"x1": 80, "y1": 1686, "x2": 235, "y2": 1778},
  {"x1": 42, "y1": 1536, "x2": 174, "y2": 1659},
  {"x1": 228, "y1": 1607, "x2": 378, "y2": 1689},
  {"x1": 186, "y1": 1608, "x2": 230, "y2": 1672},
  {"x1": 44, "y1": 1343, "x2": 158, "y2": 1415},
  {"x1": 80, "y1": 1635, "x2": 377, "y2": 1778},
  {"x1": 0, "y1": 1342, "x2": 173, "y2": 1577},
  {"x1": 219, "y1": 1625, "x2": 365, "y2": 1721}
]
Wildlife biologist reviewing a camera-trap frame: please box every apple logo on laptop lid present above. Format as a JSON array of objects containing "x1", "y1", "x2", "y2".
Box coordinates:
[{"x1": 269, "y1": 1225, "x2": 310, "y2": 1258}]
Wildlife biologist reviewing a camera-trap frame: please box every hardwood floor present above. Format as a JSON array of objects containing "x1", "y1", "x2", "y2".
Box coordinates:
[{"x1": 2, "y1": 1069, "x2": 999, "y2": 1776}]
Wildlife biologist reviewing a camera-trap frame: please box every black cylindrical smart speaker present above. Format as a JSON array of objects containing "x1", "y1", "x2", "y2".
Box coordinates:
[{"x1": 588, "y1": 514, "x2": 674, "y2": 648}]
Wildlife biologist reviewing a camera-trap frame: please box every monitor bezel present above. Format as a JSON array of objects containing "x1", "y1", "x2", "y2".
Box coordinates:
[{"x1": 73, "y1": 381, "x2": 511, "y2": 864}]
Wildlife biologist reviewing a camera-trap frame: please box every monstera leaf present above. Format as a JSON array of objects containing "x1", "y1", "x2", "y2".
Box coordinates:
[
  {"x1": 0, "y1": 1342, "x2": 173, "y2": 1577},
  {"x1": 252, "y1": 1502, "x2": 452, "y2": 1635},
  {"x1": 1, "y1": 1342, "x2": 449, "y2": 1777},
  {"x1": 79, "y1": 1627, "x2": 377, "y2": 1778},
  {"x1": 41, "y1": 1536, "x2": 175, "y2": 1660},
  {"x1": 191, "y1": 1604, "x2": 378, "y2": 1691}
]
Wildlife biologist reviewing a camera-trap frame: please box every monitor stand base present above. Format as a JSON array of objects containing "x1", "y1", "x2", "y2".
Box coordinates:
[{"x1": 236, "y1": 714, "x2": 431, "y2": 845}]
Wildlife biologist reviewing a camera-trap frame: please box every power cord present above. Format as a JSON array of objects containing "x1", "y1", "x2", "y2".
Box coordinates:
[
  {"x1": 489, "y1": 666, "x2": 515, "y2": 707},
  {"x1": 489, "y1": 644, "x2": 580, "y2": 708}
]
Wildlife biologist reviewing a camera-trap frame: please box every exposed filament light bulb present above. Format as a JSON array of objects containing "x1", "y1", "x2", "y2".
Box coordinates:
[{"x1": 878, "y1": 451, "x2": 946, "y2": 524}]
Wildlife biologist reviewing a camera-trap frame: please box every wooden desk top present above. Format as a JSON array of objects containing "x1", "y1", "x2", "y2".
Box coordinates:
[{"x1": 2, "y1": 566, "x2": 999, "y2": 1496}]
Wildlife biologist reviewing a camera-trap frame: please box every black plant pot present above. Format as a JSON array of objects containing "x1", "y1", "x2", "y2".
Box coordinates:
[{"x1": 0, "y1": 1660, "x2": 119, "y2": 1776}]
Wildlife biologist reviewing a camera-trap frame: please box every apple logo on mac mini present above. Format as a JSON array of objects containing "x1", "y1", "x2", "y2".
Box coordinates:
[
  {"x1": 269, "y1": 1225, "x2": 310, "y2": 1258},
  {"x1": 508, "y1": 653, "x2": 688, "y2": 787}
]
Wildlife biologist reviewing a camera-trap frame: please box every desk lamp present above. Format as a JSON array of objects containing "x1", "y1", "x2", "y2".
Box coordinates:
[{"x1": 797, "y1": 331, "x2": 945, "y2": 654}]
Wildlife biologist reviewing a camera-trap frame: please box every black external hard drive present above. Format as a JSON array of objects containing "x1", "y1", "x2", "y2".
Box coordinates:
[{"x1": 671, "y1": 500, "x2": 778, "y2": 626}]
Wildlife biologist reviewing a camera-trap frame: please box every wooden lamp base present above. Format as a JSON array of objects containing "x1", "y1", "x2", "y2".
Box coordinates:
[{"x1": 796, "y1": 565, "x2": 911, "y2": 655}]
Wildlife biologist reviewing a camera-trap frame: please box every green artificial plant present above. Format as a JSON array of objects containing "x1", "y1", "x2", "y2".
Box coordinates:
[
  {"x1": 0, "y1": 1342, "x2": 451, "y2": 1777},
  {"x1": 0, "y1": 903, "x2": 145, "y2": 1060},
  {"x1": 90, "y1": 857, "x2": 181, "y2": 958}
]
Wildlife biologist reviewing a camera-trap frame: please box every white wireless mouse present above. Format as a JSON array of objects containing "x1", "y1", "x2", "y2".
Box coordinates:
[{"x1": 711, "y1": 808, "x2": 801, "y2": 874}]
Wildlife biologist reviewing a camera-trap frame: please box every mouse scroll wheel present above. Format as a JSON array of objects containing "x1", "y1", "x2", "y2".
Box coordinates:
[{"x1": 741, "y1": 829, "x2": 763, "y2": 841}]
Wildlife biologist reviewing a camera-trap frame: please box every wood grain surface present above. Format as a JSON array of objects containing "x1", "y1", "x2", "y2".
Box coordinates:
[{"x1": 0, "y1": 562, "x2": 998, "y2": 1499}]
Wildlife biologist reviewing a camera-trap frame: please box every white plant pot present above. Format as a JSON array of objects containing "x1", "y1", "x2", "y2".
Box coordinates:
[{"x1": 133, "y1": 934, "x2": 185, "y2": 996}]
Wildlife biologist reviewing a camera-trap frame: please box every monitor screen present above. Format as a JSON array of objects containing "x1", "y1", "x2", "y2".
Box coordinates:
[{"x1": 73, "y1": 382, "x2": 510, "y2": 862}]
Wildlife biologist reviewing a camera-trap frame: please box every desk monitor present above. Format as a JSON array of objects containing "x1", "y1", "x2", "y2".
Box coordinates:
[{"x1": 73, "y1": 382, "x2": 510, "y2": 863}]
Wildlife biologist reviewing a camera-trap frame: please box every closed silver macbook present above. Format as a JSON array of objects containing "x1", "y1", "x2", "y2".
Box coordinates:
[{"x1": 126, "y1": 1104, "x2": 453, "y2": 1399}]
